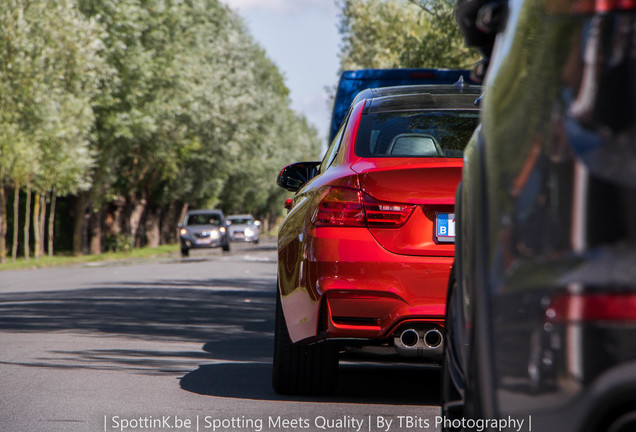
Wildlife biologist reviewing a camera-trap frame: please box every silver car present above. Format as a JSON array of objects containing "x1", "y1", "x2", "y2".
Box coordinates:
[
  {"x1": 179, "y1": 209, "x2": 230, "y2": 256},
  {"x1": 226, "y1": 214, "x2": 260, "y2": 244}
]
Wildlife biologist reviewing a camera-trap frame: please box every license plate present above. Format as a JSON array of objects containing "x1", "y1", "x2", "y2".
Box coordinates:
[{"x1": 435, "y1": 213, "x2": 455, "y2": 243}]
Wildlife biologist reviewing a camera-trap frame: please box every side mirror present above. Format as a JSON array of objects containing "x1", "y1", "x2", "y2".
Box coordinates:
[{"x1": 276, "y1": 161, "x2": 321, "y2": 192}]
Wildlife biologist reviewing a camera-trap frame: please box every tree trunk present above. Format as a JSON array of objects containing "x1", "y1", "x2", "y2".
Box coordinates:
[
  {"x1": 144, "y1": 205, "x2": 161, "y2": 248},
  {"x1": 89, "y1": 207, "x2": 103, "y2": 255},
  {"x1": 23, "y1": 187, "x2": 31, "y2": 260},
  {"x1": 47, "y1": 190, "x2": 56, "y2": 257},
  {"x1": 33, "y1": 191, "x2": 41, "y2": 258},
  {"x1": 178, "y1": 202, "x2": 189, "y2": 227},
  {"x1": 128, "y1": 195, "x2": 147, "y2": 248},
  {"x1": 12, "y1": 185, "x2": 19, "y2": 261},
  {"x1": 0, "y1": 184, "x2": 6, "y2": 264},
  {"x1": 160, "y1": 201, "x2": 183, "y2": 245},
  {"x1": 174, "y1": 202, "x2": 189, "y2": 244},
  {"x1": 72, "y1": 192, "x2": 90, "y2": 256},
  {"x1": 39, "y1": 193, "x2": 46, "y2": 257}
]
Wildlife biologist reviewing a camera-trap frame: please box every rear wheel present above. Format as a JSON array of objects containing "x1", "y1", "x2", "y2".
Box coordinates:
[
  {"x1": 272, "y1": 290, "x2": 338, "y2": 395},
  {"x1": 441, "y1": 265, "x2": 464, "y2": 432}
]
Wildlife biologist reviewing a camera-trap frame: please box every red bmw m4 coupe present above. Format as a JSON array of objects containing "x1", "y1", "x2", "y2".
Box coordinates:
[{"x1": 273, "y1": 83, "x2": 481, "y2": 395}]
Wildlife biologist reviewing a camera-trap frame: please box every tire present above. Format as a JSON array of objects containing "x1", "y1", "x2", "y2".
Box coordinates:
[
  {"x1": 441, "y1": 265, "x2": 464, "y2": 432},
  {"x1": 272, "y1": 289, "x2": 338, "y2": 395},
  {"x1": 181, "y1": 248, "x2": 189, "y2": 257}
]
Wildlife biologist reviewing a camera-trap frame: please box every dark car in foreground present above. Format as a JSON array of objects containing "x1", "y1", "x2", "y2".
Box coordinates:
[
  {"x1": 443, "y1": 1, "x2": 636, "y2": 431},
  {"x1": 227, "y1": 214, "x2": 260, "y2": 243},
  {"x1": 273, "y1": 83, "x2": 481, "y2": 395},
  {"x1": 179, "y1": 209, "x2": 230, "y2": 256}
]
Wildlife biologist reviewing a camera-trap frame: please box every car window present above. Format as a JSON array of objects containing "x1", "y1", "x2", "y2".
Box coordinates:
[
  {"x1": 228, "y1": 218, "x2": 253, "y2": 225},
  {"x1": 355, "y1": 110, "x2": 480, "y2": 158},
  {"x1": 186, "y1": 213, "x2": 221, "y2": 226},
  {"x1": 320, "y1": 115, "x2": 347, "y2": 173}
]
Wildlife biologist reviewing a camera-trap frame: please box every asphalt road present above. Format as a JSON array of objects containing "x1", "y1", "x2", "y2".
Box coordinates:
[{"x1": 0, "y1": 238, "x2": 442, "y2": 432}]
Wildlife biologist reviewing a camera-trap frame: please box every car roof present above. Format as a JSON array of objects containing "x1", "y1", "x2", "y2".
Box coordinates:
[
  {"x1": 186, "y1": 209, "x2": 223, "y2": 215},
  {"x1": 352, "y1": 83, "x2": 482, "y2": 112},
  {"x1": 227, "y1": 214, "x2": 253, "y2": 219}
]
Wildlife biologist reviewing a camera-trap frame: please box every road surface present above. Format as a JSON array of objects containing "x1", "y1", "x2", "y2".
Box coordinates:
[{"x1": 0, "y1": 239, "x2": 442, "y2": 432}]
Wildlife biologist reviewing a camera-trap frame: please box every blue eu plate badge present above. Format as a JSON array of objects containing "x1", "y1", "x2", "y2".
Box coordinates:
[{"x1": 435, "y1": 213, "x2": 455, "y2": 243}]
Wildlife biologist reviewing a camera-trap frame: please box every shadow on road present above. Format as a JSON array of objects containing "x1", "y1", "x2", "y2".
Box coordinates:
[
  {"x1": 0, "y1": 279, "x2": 275, "y2": 343},
  {"x1": 0, "y1": 270, "x2": 440, "y2": 405},
  {"x1": 180, "y1": 360, "x2": 441, "y2": 405}
]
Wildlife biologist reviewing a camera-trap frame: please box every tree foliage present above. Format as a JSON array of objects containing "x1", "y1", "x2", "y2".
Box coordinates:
[
  {"x1": 0, "y1": 0, "x2": 104, "y2": 261},
  {"x1": 338, "y1": 0, "x2": 479, "y2": 71},
  {"x1": 0, "y1": 0, "x2": 320, "y2": 257}
]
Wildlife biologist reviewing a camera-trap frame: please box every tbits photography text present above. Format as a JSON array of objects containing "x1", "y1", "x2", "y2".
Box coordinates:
[{"x1": 104, "y1": 414, "x2": 532, "y2": 432}]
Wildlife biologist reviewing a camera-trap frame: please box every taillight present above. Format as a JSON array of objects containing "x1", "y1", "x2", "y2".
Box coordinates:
[
  {"x1": 546, "y1": 293, "x2": 636, "y2": 322},
  {"x1": 596, "y1": 0, "x2": 636, "y2": 11},
  {"x1": 547, "y1": 0, "x2": 636, "y2": 14},
  {"x1": 312, "y1": 187, "x2": 365, "y2": 227},
  {"x1": 311, "y1": 187, "x2": 416, "y2": 228},
  {"x1": 363, "y1": 193, "x2": 416, "y2": 228}
]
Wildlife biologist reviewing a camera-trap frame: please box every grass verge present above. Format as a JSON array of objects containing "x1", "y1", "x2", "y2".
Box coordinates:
[{"x1": 0, "y1": 243, "x2": 179, "y2": 271}]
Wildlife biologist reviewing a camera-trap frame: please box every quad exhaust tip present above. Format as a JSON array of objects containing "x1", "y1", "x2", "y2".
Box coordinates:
[
  {"x1": 400, "y1": 329, "x2": 420, "y2": 347},
  {"x1": 394, "y1": 327, "x2": 444, "y2": 358},
  {"x1": 424, "y1": 329, "x2": 442, "y2": 348}
]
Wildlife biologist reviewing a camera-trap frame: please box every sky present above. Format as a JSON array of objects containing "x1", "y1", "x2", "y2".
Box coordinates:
[{"x1": 219, "y1": 0, "x2": 341, "y2": 144}]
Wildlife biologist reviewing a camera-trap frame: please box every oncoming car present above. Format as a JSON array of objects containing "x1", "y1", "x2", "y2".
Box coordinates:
[
  {"x1": 227, "y1": 214, "x2": 260, "y2": 243},
  {"x1": 273, "y1": 83, "x2": 481, "y2": 395},
  {"x1": 179, "y1": 209, "x2": 230, "y2": 257}
]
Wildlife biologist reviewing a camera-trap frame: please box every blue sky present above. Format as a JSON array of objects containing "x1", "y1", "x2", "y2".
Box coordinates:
[{"x1": 219, "y1": 0, "x2": 341, "y2": 144}]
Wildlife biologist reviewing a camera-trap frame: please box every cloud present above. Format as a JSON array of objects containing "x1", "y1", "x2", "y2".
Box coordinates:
[{"x1": 220, "y1": 0, "x2": 338, "y2": 15}]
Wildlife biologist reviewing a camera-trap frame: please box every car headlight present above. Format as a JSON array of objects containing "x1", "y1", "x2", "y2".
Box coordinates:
[
  {"x1": 244, "y1": 228, "x2": 254, "y2": 236},
  {"x1": 180, "y1": 228, "x2": 187, "y2": 236},
  {"x1": 210, "y1": 230, "x2": 220, "y2": 239},
  {"x1": 220, "y1": 227, "x2": 226, "y2": 233}
]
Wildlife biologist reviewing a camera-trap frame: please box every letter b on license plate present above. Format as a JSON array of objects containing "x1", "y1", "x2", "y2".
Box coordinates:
[{"x1": 435, "y1": 213, "x2": 455, "y2": 243}]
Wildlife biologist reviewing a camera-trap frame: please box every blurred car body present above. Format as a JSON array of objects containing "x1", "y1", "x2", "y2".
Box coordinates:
[
  {"x1": 227, "y1": 214, "x2": 260, "y2": 243},
  {"x1": 179, "y1": 209, "x2": 230, "y2": 256},
  {"x1": 273, "y1": 83, "x2": 481, "y2": 395},
  {"x1": 443, "y1": 1, "x2": 636, "y2": 431}
]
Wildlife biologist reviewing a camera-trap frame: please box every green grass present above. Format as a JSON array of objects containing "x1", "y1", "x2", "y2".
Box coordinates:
[{"x1": 0, "y1": 243, "x2": 179, "y2": 271}]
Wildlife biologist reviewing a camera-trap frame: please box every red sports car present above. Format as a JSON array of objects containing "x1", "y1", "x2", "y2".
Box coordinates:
[{"x1": 273, "y1": 84, "x2": 481, "y2": 395}]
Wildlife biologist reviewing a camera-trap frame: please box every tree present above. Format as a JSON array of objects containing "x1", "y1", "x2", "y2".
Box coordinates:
[
  {"x1": 79, "y1": 0, "x2": 321, "y2": 251},
  {"x1": 337, "y1": 0, "x2": 479, "y2": 71},
  {"x1": 0, "y1": 0, "x2": 104, "y2": 260}
]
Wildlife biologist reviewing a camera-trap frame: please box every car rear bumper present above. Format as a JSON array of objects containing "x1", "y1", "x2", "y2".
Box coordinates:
[
  {"x1": 230, "y1": 234, "x2": 258, "y2": 242},
  {"x1": 319, "y1": 259, "x2": 450, "y2": 339},
  {"x1": 279, "y1": 226, "x2": 452, "y2": 344},
  {"x1": 181, "y1": 237, "x2": 225, "y2": 249}
]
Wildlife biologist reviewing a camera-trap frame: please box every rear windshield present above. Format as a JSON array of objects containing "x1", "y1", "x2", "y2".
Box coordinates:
[
  {"x1": 186, "y1": 213, "x2": 222, "y2": 226},
  {"x1": 355, "y1": 110, "x2": 479, "y2": 158},
  {"x1": 228, "y1": 218, "x2": 253, "y2": 225}
]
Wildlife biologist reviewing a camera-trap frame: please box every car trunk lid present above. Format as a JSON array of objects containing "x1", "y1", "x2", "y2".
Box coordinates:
[{"x1": 352, "y1": 158, "x2": 461, "y2": 256}]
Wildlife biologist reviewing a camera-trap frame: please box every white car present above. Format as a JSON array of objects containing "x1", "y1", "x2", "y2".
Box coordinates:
[{"x1": 226, "y1": 215, "x2": 260, "y2": 243}]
